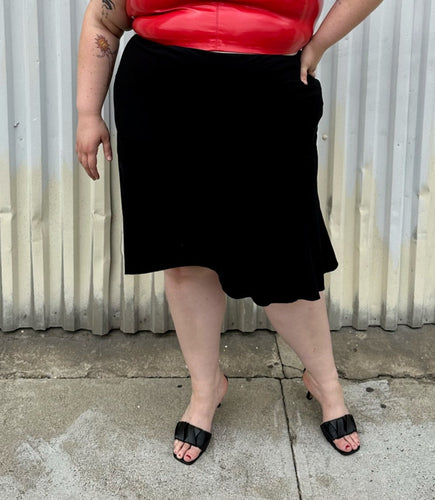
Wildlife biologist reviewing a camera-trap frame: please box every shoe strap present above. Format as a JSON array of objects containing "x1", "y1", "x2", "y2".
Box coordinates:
[
  {"x1": 174, "y1": 421, "x2": 212, "y2": 451},
  {"x1": 320, "y1": 414, "x2": 357, "y2": 441}
]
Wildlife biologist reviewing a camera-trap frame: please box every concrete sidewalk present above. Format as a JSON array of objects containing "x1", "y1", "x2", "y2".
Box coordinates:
[{"x1": 0, "y1": 326, "x2": 434, "y2": 499}]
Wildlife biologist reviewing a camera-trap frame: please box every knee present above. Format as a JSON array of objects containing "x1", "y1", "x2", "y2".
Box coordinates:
[{"x1": 164, "y1": 266, "x2": 217, "y2": 286}]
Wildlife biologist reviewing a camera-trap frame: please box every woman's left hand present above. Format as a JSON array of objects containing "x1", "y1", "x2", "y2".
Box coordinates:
[
  {"x1": 300, "y1": 0, "x2": 384, "y2": 85},
  {"x1": 300, "y1": 38, "x2": 325, "y2": 85}
]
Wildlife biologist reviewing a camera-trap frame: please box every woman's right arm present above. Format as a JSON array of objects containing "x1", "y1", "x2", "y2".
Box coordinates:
[{"x1": 76, "y1": 0, "x2": 131, "y2": 180}]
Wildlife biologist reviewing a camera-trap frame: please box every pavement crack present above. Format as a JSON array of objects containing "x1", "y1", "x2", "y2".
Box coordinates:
[
  {"x1": 279, "y1": 379, "x2": 303, "y2": 500},
  {"x1": 274, "y1": 335, "x2": 285, "y2": 370},
  {"x1": 337, "y1": 374, "x2": 435, "y2": 382}
]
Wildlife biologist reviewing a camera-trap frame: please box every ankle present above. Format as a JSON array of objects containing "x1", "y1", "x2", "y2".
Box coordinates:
[
  {"x1": 189, "y1": 371, "x2": 227, "y2": 401},
  {"x1": 303, "y1": 370, "x2": 344, "y2": 403},
  {"x1": 190, "y1": 368, "x2": 224, "y2": 388},
  {"x1": 304, "y1": 368, "x2": 339, "y2": 388}
]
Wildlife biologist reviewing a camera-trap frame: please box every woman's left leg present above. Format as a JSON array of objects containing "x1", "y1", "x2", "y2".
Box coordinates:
[{"x1": 264, "y1": 292, "x2": 360, "y2": 454}]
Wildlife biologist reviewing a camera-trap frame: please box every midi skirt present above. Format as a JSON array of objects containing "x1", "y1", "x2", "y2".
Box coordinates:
[{"x1": 113, "y1": 35, "x2": 338, "y2": 306}]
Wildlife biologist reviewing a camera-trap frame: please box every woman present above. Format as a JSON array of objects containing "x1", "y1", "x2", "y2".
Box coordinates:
[{"x1": 76, "y1": 0, "x2": 383, "y2": 465}]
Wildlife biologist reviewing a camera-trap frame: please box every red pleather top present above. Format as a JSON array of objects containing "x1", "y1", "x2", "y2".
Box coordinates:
[{"x1": 126, "y1": 0, "x2": 323, "y2": 55}]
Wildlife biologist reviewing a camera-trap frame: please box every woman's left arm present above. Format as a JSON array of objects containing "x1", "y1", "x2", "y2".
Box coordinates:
[{"x1": 300, "y1": 0, "x2": 384, "y2": 84}]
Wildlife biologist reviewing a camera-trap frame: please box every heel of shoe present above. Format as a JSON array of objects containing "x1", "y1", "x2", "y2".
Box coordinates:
[
  {"x1": 217, "y1": 374, "x2": 229, "y2": 408},
  {"x1": 302, "y1": 369, "x2": 313, "y2": 400}
]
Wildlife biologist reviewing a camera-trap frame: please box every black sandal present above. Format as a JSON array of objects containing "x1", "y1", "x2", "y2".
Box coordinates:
[
  {"x1": 173, "y1": 374, "x2": 228, "y2": 465},
  {"x1": 320, "y1": 414, "x2": 360, "y2": 456},
  {"x1": 173, "y1": 421, "x2": 212, "y2": 465},
  {"x1": 303, "y1": 369, "x2": 360, "y2": 456}
]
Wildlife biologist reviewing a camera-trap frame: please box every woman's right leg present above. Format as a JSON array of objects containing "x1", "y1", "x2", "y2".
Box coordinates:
[{"x1": 165, "y1": 266, "x2": 228, "y2": 464}]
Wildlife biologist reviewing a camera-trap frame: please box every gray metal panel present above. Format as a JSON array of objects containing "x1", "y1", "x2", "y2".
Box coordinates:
[{"x1": 0, "y1": 0, "x2": 434, "y2": 334}]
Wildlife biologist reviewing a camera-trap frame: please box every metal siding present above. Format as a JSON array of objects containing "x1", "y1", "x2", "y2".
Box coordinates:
[{"x1": 0, "y1": 0, "x2": 433, "y2": 335}]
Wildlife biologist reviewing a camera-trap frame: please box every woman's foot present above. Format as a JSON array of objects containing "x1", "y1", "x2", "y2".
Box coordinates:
[
  {"x1": 302, "y1": 369, "x2": 360, "y2": 454},
  {"x1": 174, "y1": 371, "x2": 228, "y2": 464}
]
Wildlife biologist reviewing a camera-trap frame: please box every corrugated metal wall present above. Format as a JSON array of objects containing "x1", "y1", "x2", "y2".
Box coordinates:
[{"x1": 0, "y1": 0, "x2": 434, "y2": 335}]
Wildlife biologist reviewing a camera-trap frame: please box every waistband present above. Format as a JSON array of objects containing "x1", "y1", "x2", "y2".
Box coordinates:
[{"x1": 128, "y1": 34, "x2": 303, "y2": 65}]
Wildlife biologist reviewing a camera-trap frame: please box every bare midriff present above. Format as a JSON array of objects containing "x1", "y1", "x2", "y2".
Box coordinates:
[{"x1": 126, "y1": 0, "x2": 323, "y2": 55}]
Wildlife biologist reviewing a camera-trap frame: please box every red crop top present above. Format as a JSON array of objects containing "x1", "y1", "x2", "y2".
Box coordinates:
[{"x1": 126, "y1": 0, "x2": 323, "y2": 55}]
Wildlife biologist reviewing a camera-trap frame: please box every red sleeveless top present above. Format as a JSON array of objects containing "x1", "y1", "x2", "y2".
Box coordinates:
[{"x1": 126, "y1": 0, "x2": 323, "y2": 54}]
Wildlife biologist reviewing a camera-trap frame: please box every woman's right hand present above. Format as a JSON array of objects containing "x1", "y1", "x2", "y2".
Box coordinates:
[{"x1": 76, "y1": 114, "x2": 112, "y2": 181}]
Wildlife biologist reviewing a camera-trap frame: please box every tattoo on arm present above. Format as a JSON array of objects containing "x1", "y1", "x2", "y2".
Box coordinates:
[
  {"x1": 95, "y1": 34, "x2": 117, "y2": 61},
  {"x1": 101, "y1": 0, "x2": 115, "y2": 19},
  {"x1": 102, "y1": 0, "x2": 115, "y2": 10},
  {"x1": 94, "y1": 34, "x2": 118, "y2": 85}
]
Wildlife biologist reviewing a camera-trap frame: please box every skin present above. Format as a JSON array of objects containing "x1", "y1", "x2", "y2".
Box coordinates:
[
  {"x1": 168, "y1": 268, "x2": 361, "y2": 462},
  {"x1": 300, "y1": 0, "x2": 384, "y2": 84},
  {"x1": 76, "y1": 0, "x2": 384, "y2": 463},
  {"x1": 76, "y1": 0, "x2": 131, "y2": 180}
]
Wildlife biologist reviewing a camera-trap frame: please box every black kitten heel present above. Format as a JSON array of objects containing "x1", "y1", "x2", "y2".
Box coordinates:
[
  {"x1": 217, "y1": 374, "x2": 229, "y2": 408},
  {"x1": 302, "y1": 368, "x2": 313, "y2": 399}
]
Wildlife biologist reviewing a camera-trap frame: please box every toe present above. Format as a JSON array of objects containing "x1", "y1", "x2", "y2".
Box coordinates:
[
  {"x1": 349, "y1": 431, "x2": 360, "y2": 448},
  {"x1": 333, "y1": 432, "x2": 360, "y2": 453},
  {"x1": 173, "y1": 439, "x2": 183, "y2": 455},
  {"x1": 333, "y1": 437, "x2": 353, "y2": 453},
  {"x1": 176, "y1": 442, "x2": 191, "y2": 460},
  {"x1": 182, "y1": 445, "x2": 202, "y2": 463},
  {"x1": 173, "y1": 440, "x2": 186, "y2": 458},
  {"x1": 180, "y1": 442, "x2": 191, "y2": 458}
]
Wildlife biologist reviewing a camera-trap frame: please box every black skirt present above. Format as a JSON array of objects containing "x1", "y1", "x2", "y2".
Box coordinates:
[{"x1": 113, "y1": 35, "x2": 338, "y2": 306}]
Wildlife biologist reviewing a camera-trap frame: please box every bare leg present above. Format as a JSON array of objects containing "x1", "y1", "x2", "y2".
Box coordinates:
[
  {"x1": 165, "y1": 266, "x2": 228, "y2": 463},
  {"x1": 264, "y1": 292, "x2": 360, "y2": 453}
]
